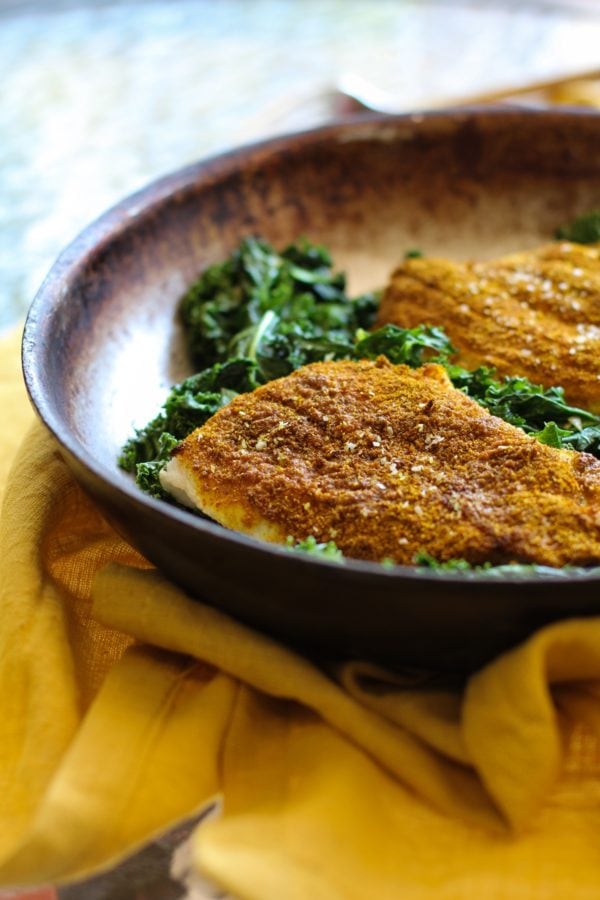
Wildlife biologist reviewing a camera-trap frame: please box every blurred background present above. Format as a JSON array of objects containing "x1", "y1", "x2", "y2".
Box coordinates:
[{"x1": 1, "y1": 0, "x2": 600, "y2": 334}]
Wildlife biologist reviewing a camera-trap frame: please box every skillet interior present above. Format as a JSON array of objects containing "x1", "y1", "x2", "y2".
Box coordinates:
[{"x1": 22, "y1": 108, "x2": 600, "y2": 670}]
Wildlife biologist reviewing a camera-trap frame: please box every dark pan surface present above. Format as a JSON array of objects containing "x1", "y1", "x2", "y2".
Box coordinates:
[{"x1": 22, "y1": 108, "x2": 600, "y2": 671}]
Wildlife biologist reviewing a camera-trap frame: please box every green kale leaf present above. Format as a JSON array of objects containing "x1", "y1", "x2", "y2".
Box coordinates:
[
  {"x1": 413, "y1": 551, "x2": 593, "y2": 577},
  {"x1": 134, "y1": 432, "x2": 180, "y2": 500},
  {"x1": 413, "y1": 552, "x2": 475, "y2": 572},
  {"x1": 531, "y1": 421, "x2": 573, "y2": 449},
  {"x1": 353, "y1": 323, "x2": 454, "y2": 367},
  {"x1": 560, "y1": 424, "x2": 600, "y2": 456},
  {"x1": 445, "y1": 364, "x2": 600, "y2": 435},
  {"x1": 555, "y1": 210, "x2": 600, "y2": 244},
  {"x1": 286, "y1": 535, "x2": 344, "y2": 562},
  {"x1": 118, "y1": 358, "x2": 261, "y2": 494},
  {"x1": 180, "y1": 236, "x2": 378, "y2": 371}
]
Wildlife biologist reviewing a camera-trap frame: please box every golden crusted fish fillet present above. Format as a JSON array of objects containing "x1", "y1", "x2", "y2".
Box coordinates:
[
  {"x1": 378, "y1": 241, "x2": 600, "y2": 412},
  {"x1": 160, "y1": 358, "x2": 600, "y2": 567}
]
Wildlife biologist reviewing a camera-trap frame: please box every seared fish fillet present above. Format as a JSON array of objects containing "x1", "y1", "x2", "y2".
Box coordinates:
[
  {"x1": 378, "y1": 241, "x2": 600, "y2": 412},
  {"x1": 160, "y1": 358, "x2": 600, "y2": 567}
]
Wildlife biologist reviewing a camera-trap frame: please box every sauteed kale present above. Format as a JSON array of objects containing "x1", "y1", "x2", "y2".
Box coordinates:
[
  {"x1": 555, "y1": 209, "x2": 600, "y2": 244},
  {"x1": 412, "y1": 552, "x2": 590, "y2": 578},
  {"x1": 179, "y1": 237, "x2": 378, "y2": 374},
  {"x1": 286, "y1": 535, "x2": 344, "y2": 563},
  {"x1": 119, "y1": 222, "x2": 600, "y2": 568}
]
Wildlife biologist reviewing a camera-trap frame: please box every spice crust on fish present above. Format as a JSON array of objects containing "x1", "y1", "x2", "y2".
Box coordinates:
[
  {"x1": 161, "y1": 357, "x2": 600, "y2": 567},
  {"x1": 378, "y1": 241, "x2": 600, "y2": 412}
]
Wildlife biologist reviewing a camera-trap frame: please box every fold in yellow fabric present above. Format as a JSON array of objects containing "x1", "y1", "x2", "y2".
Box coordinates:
[{"x1": 2, "y1": 326, "x2": 600, "y2": 898}]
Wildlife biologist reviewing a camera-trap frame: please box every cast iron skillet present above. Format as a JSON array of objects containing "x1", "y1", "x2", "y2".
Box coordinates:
[{"x1": 22, "y1": 108, "x2": 600, "y2": 671}]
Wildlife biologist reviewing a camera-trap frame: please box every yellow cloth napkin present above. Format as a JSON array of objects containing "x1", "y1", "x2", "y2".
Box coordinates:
[{"x1": 2, "y1": 326, "x2": 600, "y2": 898}]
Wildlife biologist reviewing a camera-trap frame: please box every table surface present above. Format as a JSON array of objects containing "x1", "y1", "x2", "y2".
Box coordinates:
[
  {"x1": 1, "y1": 0, "x2": 599, "y2": 897},
  {"x1": 2, "y1": 0, "x2": 600, "y2": 336}
]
